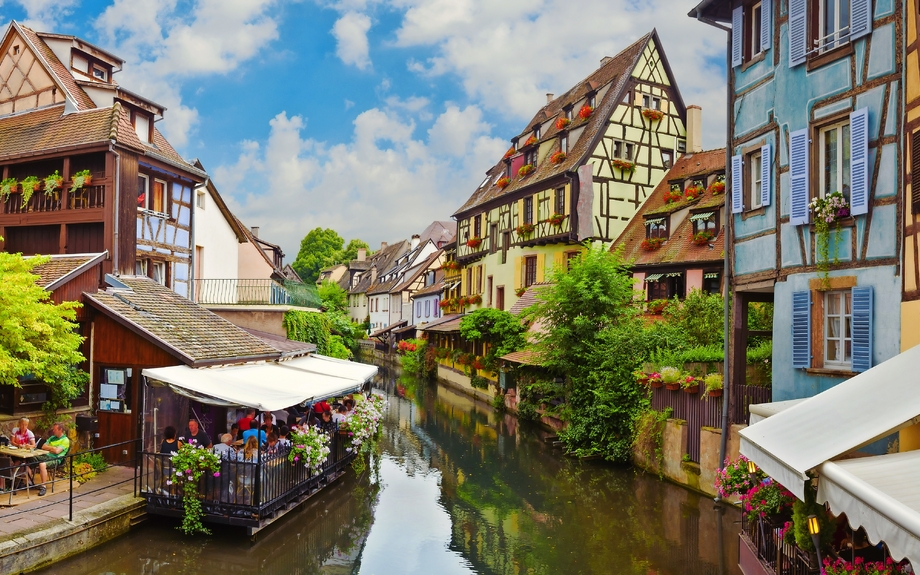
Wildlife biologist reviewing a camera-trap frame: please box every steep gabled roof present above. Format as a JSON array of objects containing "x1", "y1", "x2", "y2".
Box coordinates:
[
  {"x1": 193, "y1": 159, "x2": 248, "y2": 243},
  {"x1": 454, "y1": 31, "x2": 681, "y2": 217},
  {"x1": 411, "y1": 270, "x2": 446, "y2": 298},
  {"x1": 350, "y1": 241, "x2": 410, "y2": 295},
  {"x1": 29, "y1": 252, "x2": 106, "y2": 290},
  {"x1": 613, "y1": 148, "x2": 726, "y2": 267},
  {"x1": 15, "y1": 23, "x2": 96, "y2": 111},
  {"x1": 392, "y1": 250, "x2": 442, "y2": 293},
  {"x1": 419, "y1": 221, "x2": 456, "y2": 245}
]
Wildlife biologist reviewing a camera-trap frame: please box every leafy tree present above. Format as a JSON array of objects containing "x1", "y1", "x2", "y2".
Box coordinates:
[
  {"x1": 662, "y1": 288, "x2": 724, "y2": 346},
  {"x1": 318, "y1": 281, "x2": 347, "y2": 314},
  {"x1": 340, "y1": 239, "x2": 371, "y2": 263},
  {"x1": 459, "y1": 308, "x2": 526, "y2": 371},
  {"x1": 0, "y1": 250, "x2": 88, "y2": 413},
  {"x1": 292, "y1": 228, "x2": 344, "y2": 283}
]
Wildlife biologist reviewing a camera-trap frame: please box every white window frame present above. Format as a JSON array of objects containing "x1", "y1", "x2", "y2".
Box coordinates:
[
  {"x1": 560, "y1": 134, "x2": 568, "y2": 154},
  {"x1": 824, "y1": 290, "x2": 852, "y2": 368},
  {"x1": 612, "y1": 140, "x2": 634, "y2": 161},
  {"x1": 92, "y1": 65, "x2": 107, "y2": 81},
  {"x1": 152, "y1": 261, "x2": 167, "y2": 286},
  {"x1": 134, "y1": 113, "x2": 150, "y2": 143},
  {"x1": 152, "y1": 178, "x2": 168, "y2": 215},
  {"x1": 750, "y1": 2, "x2": 764, "y2": 58},
  {"x1": 137, "y1": 174, "x2": 149, "y2": 211},
  {"x1": 196, "y1": 190, "x2": 206, "y2": 209},
  {"x1": 750, "y1": 151, "x2": 763, "y2": 209},
  {"x1": 135, "y1": 259, "x2": 148, "y2": 276},
  {"x1": 818, "y1": 118, "x2": 851, "y2": 202},
  {"x1": 818, "y1": 0, "x2": 851, "y2": 52}
]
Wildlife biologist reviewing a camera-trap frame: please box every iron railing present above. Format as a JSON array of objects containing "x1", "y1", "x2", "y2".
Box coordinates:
[
  {"x1": 139, "y1": 431, "x2": 353, "y2": 527},
  {"x1": 742, "y1": 517, "x2": 815, "y2": 574},
  {"x1": 194, "y1": 279, "x2": 320, "y2": 307},
  {"x1": 731, "y1": 383, "x2": 773, "y2": 425}
]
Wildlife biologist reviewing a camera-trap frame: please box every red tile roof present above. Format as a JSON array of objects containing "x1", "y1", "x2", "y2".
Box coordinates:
[{"x1": 28, "y1": 253, "x2": 105, "y2": 289}]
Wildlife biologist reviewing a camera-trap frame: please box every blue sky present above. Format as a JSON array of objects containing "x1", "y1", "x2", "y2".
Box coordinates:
[{"x1": 4, "y1": 0, "x2": 727, "y2": 259}]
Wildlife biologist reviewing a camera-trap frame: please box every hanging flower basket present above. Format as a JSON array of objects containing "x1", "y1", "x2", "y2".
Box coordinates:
[
  {"x1": 692, "y1": 230, "x2": 715, "y2": 245},
  {"x1": 21, "y1": 176, "x2": 40, "y2": 204},
  {"x1": 641, "y1": 237, "x2": 666, "y2": 251},
  {"x1": 578, "y1": 105, "x2": 594, "y2": 120},
  {"x1": 550, "y1": 151, "x2": 567, "y2": 165},
  {"x1": 611, "y1": 159, "x2": 635, "y2": 172},
  {"x1": 496, "y1": 176, "x2": 511, "y2": 190},
  {"x1": 524, "y1": 135, "x2": 538, "y2": 147},
  {"x1": 44, "y1": 171, "x2": 64, "y2": 196},
  {"x1": 547, "y1": 213, "x2": 566, "y2": 226},
  {"x1": 0, "y1": 177, "x2": 17, "y2": 201},
  {"x1": 515, "y1": 287, "x2": 526, "y2": 297},
  {"x1": 665, "y1": 383, "x2": 680, "y2": 391},
  {"x1": 518, "y1": 164, "x2": 535, "y2": 178},
  {"x1": 555, "y1": 117, "x2": 570, "y2": 130},
  {"x1": 288, "y1": 426, "x2": 331, "y2": 474},
  {"x1": 503, "y1": 146, "x2": 516, "y2": 159},
  {"x1": 684, "y1": 184, "x2": 705, "y2": 201},
  {"x1": 681, "y1": 376, "x2": 700, "y2": 394},
  {"x1": 466, "y1": 237, "x2": 483, "y2": 249},
  {"x1": 71, "y1": 169, "x2": 92, "y2": 190},
  {"x1": 664, "y1": 188, "x2": 683, "y2": 204},
  {"x1": 642, "y1": 108, "x2": 665, "y2": 122},
  {"x1": 516, "y1": 223, "x2": 535, "y2": 236},
  {"x1": 170, "y1": 441, "x2": 221, "y2": 535},
  {"x1": 708, "y1": 180, "x2": 725, "y2": 195}
]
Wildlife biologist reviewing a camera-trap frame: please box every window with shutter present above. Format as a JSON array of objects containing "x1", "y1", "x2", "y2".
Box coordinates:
[
  {"x1": 789, "y1": 129, "x2": 810, "y2": 225},
  {"x1": 760, "y1": 0, "x2": 772, "y2": 52},
  {"x1": 792, "y1": 290, "x2": 812, "y2": 368},
  {"x1": 749, "y1": 151, "x2": 763, "y2": 210},
  {"x1": 760, "y1": 144, "x2": 772, "y2": 207},
  {"x1": 823, "y1": 290, "x2": 852, "y2": 369},
  {"x1": 731, "y1": 155, "x2": 743, "y2": 213},
  {"x1": 788, "y1": 0, "x2": 807, "y2": 66},
  {"x1": 851, "y1": 286, "x2": 873, "y2": 372},
  {"x1": 732, "y1": 6, "x2": 743, "y2": 67},
  {"x1": 849, "y1": 108, "x2": 869, "y2": 215},
  {"x1": 912, "y1": 131, "x2": 920, "y2": 208},
  {"x1": 849, "y1": 0, "x2": 872, "y2": 41}
]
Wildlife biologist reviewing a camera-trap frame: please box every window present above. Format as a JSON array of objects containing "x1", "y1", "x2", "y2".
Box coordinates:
[
  {"x1": 560, "y1": 133, "x2": 568, "y2": 154},
  {"x1": 534, "y1": 127, "x2": 541, "y2": 139},
  {"x1": 135, "y1": 259, "x2": 148, "y2": 276},
  {"x1": 748, "y1": 2, "x2": 764, "y2": 59},
  {"x1": 819, "y1": 118, "x2": 851, "y2": 202},
  {"x1": 646, "y1": 273, "x2": 684, "y2": 301},
  {"x1": 555, "y1": 188, "x2": 565, "y2": 214},
  {"x1": 98, "y1": 367, "x2": 128, "y2": 413},
  {"x1": 496, "y1": 287, "x2": 505, "y2": 311},
  {"x1": 134, "y1": 113, "x2": 150, "y2": 143},
  {"x1": 613, "y1": 140, "x2": 634, "y2": 161},
  {"x1": 152, "y1": 179, "x2": 167, "y2": 214},
  {"x1": 417, "y1": 301, "x2": 422, "y2": 317},
  {"x1": 646, "y1": 217, "x2": 668, "y2": 240},
  {"x1": 524, "y1": 256, "x2": 537, "y2": 288},
  {"x1": 565, "y1": 107, "x2": 572, "y2": 120},
  {"x1": 477, "y1": 265, "x2": 483, "y2": 293},
  {"x1": 502, "y1": 231, "x2": 510, "y2": 264},
  {"x1": 196, "y1": 190, "x2": 206, "y2": 209},
  {"x1": 750, "y1": 151, "x2": 763, "y2": 209},
  {"x1": 677, "y1": 139, "x2": 687, "y2": 153},
  {"x1": 487, "y1": 276, "x2": 493, "y2": 306},
  {"x1": 152, "y1": 262, "x2": 167, "y2": 286},
  {"x1": 662, "y1": 150, "x2": 673, "y2": 169},
  {"x1": 525, "y1": 147, "x2": 538, "y2": 167},
  {"x1": 523, "y1": 197, "x2": 534, "y2": 225},
  {"x1": 702, "y1": 272, "x2": 721, "y2": 295},
  {"x1": 490, "y1": 223, "x2": 499, "y2": 254},
  {"x1": 473, "y1": 214, "x2": 482, "y2": 238},
  {"x1": 641, "y1": 94, "x2": 661, "y2": 110},
  {"x1": 588, "y1": 94, "x2": 596, "y2": 108},
  {"x1": 691, "y1": 212, "x2": 718, "y2": 235},
  {"x1": 425, "y1": 300, "x2": 430, "y2": 317},
  {"x1": 92, "y1": 66, "x2": 107, "y2": 81},
  {"x1": 824, "y1": 290, "x2": 852, "y2": 368},
  {"x1": 137, "y1": 174, "x2": 148, "y2": 209},
  {"x1": 566, "y1": 251, "x2": 580, "y2": 270},
  {"x1": 820, "y1": 0, "x2": 851, "y2": 52},
  {"x1": 434, "y1": 298, "x2": 440, "y2": 317}
]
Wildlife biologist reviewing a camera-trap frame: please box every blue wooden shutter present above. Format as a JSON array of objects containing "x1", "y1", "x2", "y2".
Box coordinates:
[
  {"x1": 731, "y1": 154, "x2": 743, "y2": 213},
  {"x1": 851, "y1": 286, "x2": 873, "y2": 372},
  {"x1": 849, "y1": 107, "x2": 869, "y2": 216},
  {"x1": 761, "y1": 0, "x2": 772, "y2": 52},
  {"x1": 792, "y1": 290, "x2": 811, "y2": 369},
  {"x1": 850, "y1": 0, "x2": 872, "y2": 41},
  {"x1": 760, "y1": 143, "x2": 772, "y2": 207},
  {"x1": 732, "y1": 6, "x2": 743, "y2": 68},
  {"x1": 789, "y1": 129, "x2": 810, "y2": 224},
  {"x1": 788, "y1": 0, "x2": 807, "y2": 66}
]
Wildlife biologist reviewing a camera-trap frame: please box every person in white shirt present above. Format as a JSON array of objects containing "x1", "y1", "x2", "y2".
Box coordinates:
[
  {"x1": 332, "y1": 405, "x2": 348, "y2": 425},
  {"x1": 212, "y1": 434, "x2": 237, "y2": 460}
]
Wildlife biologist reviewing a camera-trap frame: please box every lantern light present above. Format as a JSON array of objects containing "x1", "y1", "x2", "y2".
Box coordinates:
[
  {"x1": 807, "y1": 514, "x2": 821, "y2": 536},
  {"x1": 747, "y1": 460, "x2": 757, "y2": 474}
]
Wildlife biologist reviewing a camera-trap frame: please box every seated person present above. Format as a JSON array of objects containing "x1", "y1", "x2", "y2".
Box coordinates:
[
  {"x1": 850, "y1": 528, "x2": 886, "y2": 563},
  {"x1": 264, "y1": 432, "x2": 279, "y2": 455},
  {"x1": 159, "y1": 426, "x2": 179, "y2": 454},
  {"x1": 238, "y1": 408, "x2": 256, "y2": 432},
  {"x1": 213, "y1": 434, "x2": 237, "y2": 460},
  {"x1": 33, "y1": 423, "x2": 70, "y2": 496},
  {"x1": 184, "y1": 418, "x2": 212, "y2": 449},
  {"x1": 229, "y1": 423, "x2": 241, "y2": 444},
  {"x1": 332, "y1": 405, "x2": 348, "y2": 424},
  {"x1": 11, "y1": 417, "x2": 35, "y2": 448},
  {"x1": 255, "y1": 410, "x2": 276, "y2": 427},
  {"x1": 318, "y1": 410, "x2": 334, "y2": 432},
  {"x1": 261, "y1": 421, "x2": 276, "y2": 438},
  {"x1": 343, "y1": 398, "x2": 356, "y2": 415},
  {"x1": 242, "y1": 425, "x2": 267, "y2": 445},
  {"x1": 278, "y1": 425, "x2": 291, "y2": 447},
  {"x1": 242, "y1": 436, "x2": 260, "y2": 462}
]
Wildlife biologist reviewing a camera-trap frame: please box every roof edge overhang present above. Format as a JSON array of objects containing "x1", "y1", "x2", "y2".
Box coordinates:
[{"x1": 42, "y1": 251, "x2": 108, "y2": 290}]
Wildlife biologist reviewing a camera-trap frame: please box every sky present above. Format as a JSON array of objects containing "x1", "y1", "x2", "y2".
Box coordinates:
[{"x1": 2, "y1": 0, "x2": 728, "y2": 260}]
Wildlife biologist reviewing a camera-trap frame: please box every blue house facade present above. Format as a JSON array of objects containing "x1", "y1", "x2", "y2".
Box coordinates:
[{"x1": 691, "y1": 0, "x2": 902, "y2": 403}]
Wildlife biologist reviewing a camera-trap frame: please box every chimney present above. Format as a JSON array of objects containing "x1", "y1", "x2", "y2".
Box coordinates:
[
  {"x1": 686, "y1": 105, "x2": 703, "y2": 153},
  {"x1": 380, "y1": 241, "x2": 388, "y2": 251},
  {"x1": 546, "y1": 93, "x2": 554, "y2": 104},
  {"x1": 370, "y1": 266, "x2": 377, "y2": 283},
  {"x1": 600, "y1": 56, "x2": 613, "y2": 66},
  {"x1": 357, "y1": 247, "x2": 366, "y2": 262},
  {"x1": 411, "y1": 234, "x2": 420, "y2": 250},
  {"x1": 250, "y1": 226, "x2": 259, "y2": 238}
]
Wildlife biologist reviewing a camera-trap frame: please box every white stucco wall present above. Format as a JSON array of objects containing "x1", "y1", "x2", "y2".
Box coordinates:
[{"x1": 193, "y1": 188, "x2": 239, "y2": 281}]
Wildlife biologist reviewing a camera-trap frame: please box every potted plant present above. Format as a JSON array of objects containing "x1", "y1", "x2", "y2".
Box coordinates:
[
  {"x1": 0, "y1": 177, "x2": 17, "y2": 201},
  {"x1": 642, "y1": 108, "x2": 665, "y2": 122},
  {"x1": 550, "y1": 151, "x2": 567, "y2": 165},
  {"x1": 647, "y1": 372, "x2": 663, "y2": 388},
  {"x1": 469, "y1": 294, "x2": 482, "y2": 305},
  {"x1": 515, "y1": 287, "x2": 526, "y2": 297},
  {"x1": 611, "y1": 159, "x2": 635, "y2": 172},
  {"x1": 660, "y1": 366, "x2": 682, "y2": 391},
  {"x1": 44, "y1": 170, "x2": 63, "y2": 196},
  {"x1": 692, "y1": 230, "x2": 715, "y2": 245},
  {"x1": 741, "y1": 479, "x2": 795, "y2": 524},
  {"x1": 681, "y1": 374, "x2": 699, "y2": 394},
  {"x1": 708, "y1": 178, "x2": 725, "y2": 195},
  {"x1": 555, "y1": 117, "x2": 570, "y2": 130},
  {"x1": 547, "y1": 213, "x2": 566, "y2": 226},
  {"x1": 457, "y1": 296, "x2": 469, "y2": 307},
  {"x1": 715, "y1": 455, "x2": 765, "y2": 499},
  {"x1": 466, "y1": 237, "x2": 483, "y2": 249},
  {"x1": 439, "y1": 300, "x2": 451, "y2": 309},
  {"x1": 704, "y1": 373, "x2": 723, "y2": 397},
  {"x1": 578, "y1": 104, "x2": 594, "y2": 119},
  {"x1": 71, "y1": 169, "x2": 93, "y2": 190},
  {"x1": 503, "y1": 146, "x2": 516, "y2": 159},
  {"x1": 518, "y1": 164, "x2": 535, "y2": 177},
  {"x1": 641, "y1": 237, "x2": 666, "y2": 251},
  {"x1": 633, "y1": 369, "x2": 649, "y2": 386},
  {"x1": 647, "y1": 299, "x2": 668, "y2": 314},
  {"x1": 496, "y1": 176, "x2": 511, "y2": 190},
  {"x1": 664, "y1": 187, "x2": 683, "y2": 203},
  {"x1": 524, "y1": 135, "x2": 538, "y2": 147},
  {"x1": 516, "y1": 223, "x2": 536, "y2": 236},
  {"x1": 809, "y1": 190, "x2": 851, "y2": 286},
  {"x1": 20, "y1": 175, "x2": 40, "y2": 204},
  {"x1": 684, "y1": 183, "x2": 705, "y2": 201}
]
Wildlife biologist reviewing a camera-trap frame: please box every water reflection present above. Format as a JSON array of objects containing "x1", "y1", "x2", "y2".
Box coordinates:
[{"x1": 37, "y1": 368, "x2": 740, "y2": 575}]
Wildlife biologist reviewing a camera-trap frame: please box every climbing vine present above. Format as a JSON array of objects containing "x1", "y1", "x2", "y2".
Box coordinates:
[
  {"x1": 283, "y1": 310, "x2": 331, "y2": 355},
  {"x1": 632, "y1": 408, "x2": 672, "y2": 477}
]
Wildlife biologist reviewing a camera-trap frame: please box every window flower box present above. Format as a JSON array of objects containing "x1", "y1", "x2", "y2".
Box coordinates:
[
  {"x1": 648, "y1": 372, "x2": 663, "y2": 388},
  {"x1": 664, "y1": 188, "x2": 683, "y2": 204},
  {"x1": 468, "y1": 294, "x2": 482, "y2": 305},
  {"x1": 692, "y1": 230, "x2": 715, "y2": 245},
  {"x1": 503, "y1": 146, "x2": 516, "y2": 159},
  {"x1": 578, "y1": 105, "x2": 594, "y2": 119},
  {"x1": 44, "y1": 171, "x2": 63, "y2": 195},
  {"x1": 496, "y1": 176, "x2": 511, "y2": 190},
  {"x1": 611, "y1": 159, "x2": 635, "y2": 172},
  {"x1": 524, "y1": 135, "x2": 538, "y2": 147},
  {"x1": 547, "y1": 213, "x2": 566, "y2": 226},
  {"x1": 443, "y1": 260, "x2": 460, "y2": 271},
  {"x1": 641, "y1": 237, "x2": 666, "y2": 251},
  {"x1": 71, "y1": 169, "x2": 93, "y2": 190},
  {"x1": 684, "y1": 184, "x2": 705, "y2": 201},
  {"x1": 550, "y1": 151, "x2": 567, "y2": 165},
  {"x1": 21, "y1": 176, "x2": 40, "y2": 204},
  {"x1": 515, "y1": 287, "x2": 526, "y2": 297},
  {"x1": 708, "y1": 180, "x2": 725, "y2": 195},
  {"x1": 518, "y1": 164, "x2": 535, "y2": 177},
  {"x1": 438, "y1": 300, "x2": 451, "y2": 309},
  {"x1": 516, "y1": 223, "x2": 535, "y2": 236},
  {"x1": 0, "y1": 177, "x2": 17, "y2": 201},
  {"x1": 466, "y1": 237, "x2": 483, "y2": 249},
  {"x1": 555, "y1": 117, "x2": 570, "y2": 130},
  {"x1": 642, "y1": 108, "x2": 664, "y2": 122}
]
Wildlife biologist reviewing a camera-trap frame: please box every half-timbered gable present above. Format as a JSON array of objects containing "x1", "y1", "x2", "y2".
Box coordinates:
[
  {"x1": 692, "y1": 0, "x2": 902, "y2": 404},
  {"x1": 451, "y1": 30, "x2": 688, "y2": 311}
]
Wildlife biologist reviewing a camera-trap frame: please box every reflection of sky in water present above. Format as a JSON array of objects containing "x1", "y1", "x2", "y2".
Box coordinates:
[{"x1": 358, "y1": 456, "x2": 473, "y2": 575}]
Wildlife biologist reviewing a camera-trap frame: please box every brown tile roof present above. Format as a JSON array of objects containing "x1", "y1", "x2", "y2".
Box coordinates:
[
  {"x1": 369, "y1": 320, "x2": 407, "y2": 338},
  {"x1": 349, "y1": 241, "x2": 410, "y2": 294},
  {"x1": 391, "y1": 250, "x2": 442, "y2": 293},
  {"x1": 18, "y1": 24, "x2": 96, "y2": 111},
  {"x1": 29, "y1": 253, "x2": 105, "y2": 289},
  {"x1": 613, "y1": 148, "x2": 726, "y2": 268},
  {"x1": 84, "y1": 276, "x2": 280, "y2": 365},
  {"x1": 500, "y1": 349, "x2": 543, "y2": 366},
  {"x1": 509, "y1": 282, "x2": 552, "y2": 315},
  {"x1": 417, "y1": 314, "x2": 464, "y2": 333},
  {"x1": 419, "y1": 221, "x2": 456, "y2": 245},
  {"x1": 240, "y1": 327, "x2": 315, "y2": 357},
  {"x1": 411, "y1": 270, "x2": 446, "y2": 298},
  {"x1": 454, "y1": 32, "x2": 662, "y2": 217}
]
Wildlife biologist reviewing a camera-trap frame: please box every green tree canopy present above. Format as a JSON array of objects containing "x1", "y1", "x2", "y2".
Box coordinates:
[
  {"x1": 293, "y1": 228, "x2": 344, "y2": 283},
  {"x1": 0, "y1": 250, "x2": 87, "y2": 411},
  {"x1": 318, "y1": 281, "x2": 348, "y2": 314},
  {"x1": 340, "y1": 239, "x2": 371, "y2": 263},
  {"x1": 459, "y1": 308, "x2": 527, "y2": 370}
]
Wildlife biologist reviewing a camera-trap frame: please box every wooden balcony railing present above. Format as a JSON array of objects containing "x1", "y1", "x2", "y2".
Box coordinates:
[{"x1": 0, "y1": 185, "x2": 105, "y2": 215}]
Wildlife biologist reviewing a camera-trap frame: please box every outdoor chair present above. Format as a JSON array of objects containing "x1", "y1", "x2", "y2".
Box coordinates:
[{"x1": 0, "y1": 456, "x2": 29, "y2": 504}]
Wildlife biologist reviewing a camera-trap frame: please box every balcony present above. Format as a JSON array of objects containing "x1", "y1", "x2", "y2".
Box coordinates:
[
  {"x1": 1, "y1": 184, "x2": 106, "y2": 215},
  {"x1": 194, "y1": 279, "x2": 320, "y2": 308}
]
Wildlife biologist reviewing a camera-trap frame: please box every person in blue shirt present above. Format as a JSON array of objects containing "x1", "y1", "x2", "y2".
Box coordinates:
[{"x1": 242, "y1": 426, "x2": 266, "y2": 445}]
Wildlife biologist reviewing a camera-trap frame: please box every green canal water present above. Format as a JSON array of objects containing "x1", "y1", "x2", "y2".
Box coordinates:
[{"x1": 37, "y1": 369, "x2": 742, "y2": 575}]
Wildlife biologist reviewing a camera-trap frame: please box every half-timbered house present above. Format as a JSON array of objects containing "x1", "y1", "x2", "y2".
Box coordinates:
[
  {"x1": 451, "y1": 30, "x2": 688, "y2": 311},
  {"x1": 692, "y1": 0, "x2": 902, "y2": 403}
]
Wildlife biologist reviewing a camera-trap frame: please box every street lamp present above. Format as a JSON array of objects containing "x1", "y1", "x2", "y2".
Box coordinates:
[{"x1": 808, "y1": 514, "x2": 823, "y2": 570}]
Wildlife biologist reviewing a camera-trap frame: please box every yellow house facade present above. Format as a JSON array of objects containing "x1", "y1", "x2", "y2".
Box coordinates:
[{"x1": 450, "y1": 30, "x2": 688, "y2": 313}]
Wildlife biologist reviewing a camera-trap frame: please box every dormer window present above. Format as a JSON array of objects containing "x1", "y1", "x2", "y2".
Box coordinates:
[
  {"x1": 534, "y1": 127, "x2": 541, "y2": 139},
  {"x1": 645, "y1": 217, "x2": 668, "y2": 239},
  {"x1": 690, "y1": 211, "x2": 718, "y2": 235},
  {"x1": 131, "y1": 110, "x2": 152, "y2": 144},
  {"x1": 588, "y1": 93, "x2": 596, "y2": 108},
  {"x1": 565, "y1": 107, "x2": 573, "y2": 120},
  {"x1": 92, "y1": 66, "x2": 108, "y2": 81}
]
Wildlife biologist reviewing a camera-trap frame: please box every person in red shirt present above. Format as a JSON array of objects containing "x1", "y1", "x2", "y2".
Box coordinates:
[{"x1": 238, "y1": 408, "x2": 256, "y2": 432}]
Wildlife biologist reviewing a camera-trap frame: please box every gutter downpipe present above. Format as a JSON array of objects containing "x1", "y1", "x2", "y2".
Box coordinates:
[
  {"x1": 110, "y1": 142, "x2": 121, "y2": 274},
  {"x1": 696, "y1": 7, "x2": 732, "y2": 502}
]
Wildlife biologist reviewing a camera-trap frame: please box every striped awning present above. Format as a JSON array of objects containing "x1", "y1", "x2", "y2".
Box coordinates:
[
  {"x1": 704, "y1": 272, "x2": 719, "y2": 279},
  {"x1": 644, "y1": 273, "x2": 663, "y2": 282},
  {"x1": 665, "y1": 272, "x2": 682, "y2": 277},
  {"x1": 644, "y1": 217, "x2": 665, "y2": 226},
  {"x1": 689, "y1": 212, "x2": 714, "y2": 222}
]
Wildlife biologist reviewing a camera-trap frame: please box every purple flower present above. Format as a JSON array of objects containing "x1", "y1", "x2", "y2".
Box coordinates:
[
  {"x1": 186, "y1": 469, "x2": 193, "y2": 475},
  {"x1": 213, "y1": 472, "x2": 220, "y2": 477}
]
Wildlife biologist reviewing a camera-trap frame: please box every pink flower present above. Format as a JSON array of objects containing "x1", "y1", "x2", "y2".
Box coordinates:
[{"x1": 213, "y1": 472, "x2": 220, "y2": 477}]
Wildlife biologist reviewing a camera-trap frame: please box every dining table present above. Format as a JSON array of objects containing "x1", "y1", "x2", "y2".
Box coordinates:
[{"x1": 0, "y1": 445, "x2": 42, "y2": 460}]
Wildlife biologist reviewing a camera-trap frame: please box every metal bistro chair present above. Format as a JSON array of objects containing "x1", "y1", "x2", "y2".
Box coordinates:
[{"x1": 0, "y1": 456, "x2": 30, "y2": 505}]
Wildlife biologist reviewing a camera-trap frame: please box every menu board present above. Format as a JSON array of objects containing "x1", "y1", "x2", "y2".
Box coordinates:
[{"x1": 99, "y1": 368, "x2": 128, "y2": 413}]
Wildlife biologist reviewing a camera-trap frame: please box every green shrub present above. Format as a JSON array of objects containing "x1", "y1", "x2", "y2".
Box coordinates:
[
  {"x1": 516, "y1": 400, "x2": 539, "y2": 422},
  {"x1": 491, "y1": 393, "x2": 506, "y2": 412},
  {"x1": 680, "y1": 344, "x2": 725, "y2": 363},
  {"x1": 746, "y1": 339, "x2": 772, "y2": 364},
  {"x1": 74, "y1": 451, "x2": 106, "y2": 471},
  {"x1": 470, "y1": 375, "x2": 489, "y2": 389}
]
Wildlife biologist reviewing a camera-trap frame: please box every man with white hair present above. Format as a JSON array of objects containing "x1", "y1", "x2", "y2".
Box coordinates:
[{"x1": 212, "y1": 433, "x2": 236, "y2": 460}]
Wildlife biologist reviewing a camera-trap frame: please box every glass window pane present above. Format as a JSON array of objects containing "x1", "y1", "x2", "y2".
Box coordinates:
[
  {"x1": 844, "y1": 340, "x2": 851, "y2": 361},
  {"x1": 828, "y1": 340, "x2": 840, "y2": 363},
  {"x1": 844, "y1": 292, "x2": 852, "y2": 314},
  {"x1": 845, "y1": 317, "x2": 852, "y2": 338},
  {"x1": 825, "y1": 0, "x2": 836, "y2": 45},
  {"x1": 827, "y1": 292, "x2": 840, "y2": 315},
  {"x1": 839, "y1": 0, "x2": 849, "y2": 31},
  {"x1": 842, "y1": 123, "x2": 851, "y2": 201},
  {"x1": 828, "y1": 316, "x2": 840, "y2": 338},
  {"x1": 137, "y1": 176, "x2": 147, "y2": 208},
  {"x1": 824, "y1": 127, "x2": 838, "y2": 197}
]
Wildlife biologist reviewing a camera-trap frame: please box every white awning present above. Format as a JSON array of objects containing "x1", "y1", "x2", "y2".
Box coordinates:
[
  {"x1": 817, "y1": 451, "x2": 920, "y2": 566},
  {"x1": 690, "y1": 211, "x2": 714, "y2": 221},
  {"x1": 645, "y1": 273, "x2": 663, "y2": 282},
  {"x1": 704, "y1": 272, "x2": 719, "y2": 279},
  {"x1": 644, "y1": 217, "x2": 665, "y2": 226},
  {"x1": 740, "y1": 344, "x2": 920, "y2": 501},
  {"x1": 142, "y1": 355, "x2": 377, "y2": 412},
  {"x1": 748, "y1": 398, "x2": 806, "y2": 424}
]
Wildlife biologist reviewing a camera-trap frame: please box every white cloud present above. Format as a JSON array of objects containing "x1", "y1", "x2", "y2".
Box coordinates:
[
  {"x1": 214, "y1": 103, "x2": 506, "y2": 257},
  {"x1": 15, "y1": 0, "x2": 79, "y2": 30},
  {"x1": 332, "y1": 11, "x2": 373, "y2": 70},
  {"x1": 95, "y1": 0, "x2": 281, "y2": 148}
]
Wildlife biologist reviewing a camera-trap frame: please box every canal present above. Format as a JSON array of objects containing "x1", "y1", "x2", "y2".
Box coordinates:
[{"x1": 38, "y1": 369, "x2": 742, "y2": 574}]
